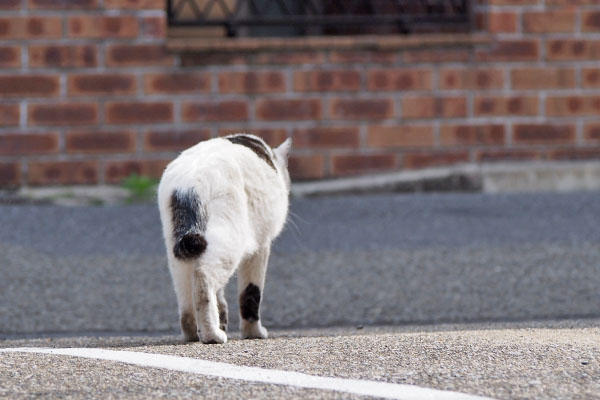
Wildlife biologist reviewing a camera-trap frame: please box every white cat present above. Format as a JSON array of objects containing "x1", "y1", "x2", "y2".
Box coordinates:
[{"x1": 157, "y1": 134, "x2": 291, "y2": 344}]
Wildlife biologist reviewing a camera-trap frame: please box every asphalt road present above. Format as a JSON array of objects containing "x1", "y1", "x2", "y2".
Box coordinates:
[
  {"x1": 1, "y1": 191, "x2": 600, "y2": 337},
  {"x1": 2, "y1": 321, "x2": 600, "y2": 399},
  {"x1": 2, "y1": 191, "x2": 600, "y2": 399}
]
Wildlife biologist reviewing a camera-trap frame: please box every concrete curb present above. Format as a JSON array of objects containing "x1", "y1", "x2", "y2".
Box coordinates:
[
  {"x1": 291, "y1": 161, "x2": 600, "y2": 197},
  {"x1": 0, "y1": 185, "x2": 131, "y2": 206},
  {"x1": 1, "y1": 161, "x2": 599, "y2": 205}
]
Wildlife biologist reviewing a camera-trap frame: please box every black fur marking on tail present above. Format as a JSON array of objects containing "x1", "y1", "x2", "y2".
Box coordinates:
[
  {"x1": 240, "y1": 283, "x2": 261, "y2": 322},
  {"x1": 170, "y1": 188, "x2": 207, "y2": 260},
  {"x1": 226, "y1": 135, "x2": 276, "y2": 171}
]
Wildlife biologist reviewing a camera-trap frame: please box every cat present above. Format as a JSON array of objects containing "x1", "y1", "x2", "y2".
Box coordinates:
[{"x1": 157, "y1": 133, "x2": 291, "y2": 344}]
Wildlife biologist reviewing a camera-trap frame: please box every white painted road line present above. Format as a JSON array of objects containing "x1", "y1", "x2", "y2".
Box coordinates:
[{"x1": 1, "y1": 347, "x2": 492, "y2": 400}]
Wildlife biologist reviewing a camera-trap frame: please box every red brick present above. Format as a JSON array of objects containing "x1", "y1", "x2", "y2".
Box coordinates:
[
  {"x1": 513, "y1": 124, "x2": 575, "y2": 144},
  {"x1": 0, "y1": 46, "x2": 21, "y2": 68},
  {"x1": 219, "y1": 71, "x2": 286, "y2": 94},
  {"x1": 29, "y1": 0, "x2": 98, "y2": 9},
  {"x1": 511, "y1": 67, "x2": 575, "y2": 89},
  {"x1": 104, "y1": 0, "x2": 163, "y2": 8},
  {"x1": 403, "y1": 152, "x2": 470, "y2": 169},
  {"x1": 547, "y1": 0, "x2": 600, "y2": 4},
  {"x1": 475, "y1": 13, "x2": 486, "y2": 31},
  {"x1": 476, "y1": 150, "x2": 542, "y2": 162},
  {"x1": 476, "y1": 40, "x2": 540, "y2": 62},
  {"x1": 547, "y1": 40, "x2": 600, "y2": 61},
  {"x1": 0, "y1": 104, "x2": 19, "y2": 126},
  {"x1": 439, "y1": 68, "x2": 504, "y2": 90},
  {"x1": 486, "y1": 0, "x2": 538, "y2": 5},
  {"x1": 330, "y1": 98, "x2": 393, "y2": 120},
  {"x1": 331, "y1": 153, "x2": 396, "y2": 176},
  {"x1": 367, "y1": 69, "x2": 433, "y2": 91},
  {"x1": 144, "y1": 129, "x2": 211, "y2": 152},
  {"x1": 402, "y1": 49, "x2": 470, "y2": 63},
  {"x1": 182, "y1": 101, "x2": 248, "y2": 123},
  {"x1": 145, "y1": 72, "x2": 211, "y2": 94},
  {"x1": 547, "y1": 148, "x2": 600, "y2": 160},
  {"x1": 104, "y1": 159, "x2": 168, "y2": 184},
  {"x1": 141, "y1": 16, "x2": 165, "y2": 38},
  {"x1": 584, "y1": 123, "x2": 600, "y2": 142},
  {"x1": 0, "y1": 17, "x2": 62, "y2": 39},
  {"x1": 293, "y1": 127, "x2": 360, "y2": 149},
  {"x1": 294, "y1": 70, "x2": 360, "y2": 92},
  {"x1": 329, "y1": 51, "x2": 397, "y2": 64},
  {"x1": 28, "y1": 161, "x2": 98, "y2": 185},
  {"x1": 474, "y1": 96, "x2": 538, "y2": 116},
  {"x1": 367, "y1": 125, "x2": 434, "y2": 148},
  {"x1": 0, "y1": 75, "x2": 59, "y2": 97},
  {"x1": 582, "y1": 68, "x2": 600, "y2": 88},
  {"x1": 581, "y1": 11, "x2": 600, "y2": 32},
  {"x1": 29, "y1": 45, "x2": 97, "y2": 68},
  {"x1": 68, "y1": 74, "x2": 136, "y2": 96},
  {"x1": 402, "y1": 96, "x2": 466, "y2": 119},
  {"x1": 66, "y1": 131, "x2": 136, "y2": 154},
  {"x1": 106, "y1": 44, "x2": 175, "y2": 67},
  {"x1": 523, "y1": 11, "x2": 576, "y2": 33},
  {"x1": 0, "y1": 132, "x2": 59, "y2": 155},
  {"x1": 254, "y1": 52, "x2": 324, "y2": 65},
  {"x1": 218, "y1": 128, "x2": 288, "y2": 147},
  {"x1": 0, "y1": 0, "x2": 21, "y2": 10},
  {"x1": 68, "y1": 15, "x2": 138, "y2": 38},
  {"x1": 488, "y1": 12, "x2": 518, "y2": 33},
  {"x1": 0, "y1": 163, "x2": 20, "y2": 187},
  {"x1": 546, "y1": 96, "x2": 600, "y2": 116},
  {"x1": 106, "y1": 102, "x2": 173, "y2": 124},
  {"x1": 181, "y1": 53, "x2": 249, "y2": 67},
  {"x1": 29, "y1": 103, "x2": 98, "y2": 126},
  {"x1": 440, "y1": 125, "x2": 505, "y2": 146},
  {"x1": 256, "y1": 99, "x2": 321, "y2": 121},
  {"x1": 288, "y1": 155, "x2": 325, "y2": 180}
]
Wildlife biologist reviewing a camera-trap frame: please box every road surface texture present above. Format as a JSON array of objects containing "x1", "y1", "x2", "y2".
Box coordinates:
[
  {"x1": 1, "y1": 191, "x2": 599, "y2": 335},
  {"x1": 1, "y1": 321, "x2": 600, "y2": 399},
  {"x1": 1, "y1": 191, "x2": 600, "y2": 399}
]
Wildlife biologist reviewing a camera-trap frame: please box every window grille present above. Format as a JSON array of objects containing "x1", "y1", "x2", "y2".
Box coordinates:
[{"x1": 167, "y1": 0, "x2": 471, "y2": 37}]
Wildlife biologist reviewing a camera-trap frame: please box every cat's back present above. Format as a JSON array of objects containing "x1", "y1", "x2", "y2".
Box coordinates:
[
  {"x1": 158, "y1": 135, "x2": 284, "y2": 206},
  {"x1": 158, "y1": 134, "x2": 290, "y2": 251},
  {"x1": 160, "y1": 138, "x2": 244, "y2": 189}
]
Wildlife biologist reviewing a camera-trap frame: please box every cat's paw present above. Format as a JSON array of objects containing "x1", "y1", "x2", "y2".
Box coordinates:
[
  {"x1": 201, "y1": 329, "x2": 228, "y2": 344},
  {"x1": 241, "y1": 321, "x2": 268, "y2": 339}
]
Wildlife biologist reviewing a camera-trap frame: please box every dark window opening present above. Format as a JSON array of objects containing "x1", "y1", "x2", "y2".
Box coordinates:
[{"x1": 167, "y1": 0, "x2": 471, "y2": 37}]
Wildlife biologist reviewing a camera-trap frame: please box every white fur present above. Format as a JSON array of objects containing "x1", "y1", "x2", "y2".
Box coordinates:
[{"x1": 158, "y1": 135, "x2": 291, "y2": 344}]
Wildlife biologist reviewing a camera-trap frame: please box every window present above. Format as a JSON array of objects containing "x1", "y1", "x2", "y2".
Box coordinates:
[{"x1": 167, "y1": 0, "x2": 471, "y2": 38}]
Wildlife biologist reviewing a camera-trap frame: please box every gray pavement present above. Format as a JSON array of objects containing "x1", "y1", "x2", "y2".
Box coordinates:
[
  {"x1": 1, "y1": 191, "x2": 600, "y2": 337},
  {"x1": 2, "y1": 190, "x2": 600, "y2": 399},
  {"x1": 2, "y1": 321, "x2": 600, "y2": 399}
]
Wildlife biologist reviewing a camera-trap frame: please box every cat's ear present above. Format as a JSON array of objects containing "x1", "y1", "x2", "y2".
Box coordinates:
[{"x1": 273, "y1": 138, "x2": 292, "y2": 166}]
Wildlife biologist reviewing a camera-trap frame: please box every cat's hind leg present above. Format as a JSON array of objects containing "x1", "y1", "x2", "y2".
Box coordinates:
[
  {"x1": 192, "y1": 261, "x2": 235, "y2": 344},
  {"x1": 238, "y1": 245, "x2": 270, "y2": 339},
  {"x1": 168, "y1": 257, "x2": 199, "y2": 342},
  {"x1": 217, "y1": 287, "x2": 228, "y2": 333}
]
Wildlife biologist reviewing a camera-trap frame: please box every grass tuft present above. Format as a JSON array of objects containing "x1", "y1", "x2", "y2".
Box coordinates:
[{"x1": 121, "y1": 173, "x2": 158, "y2": 203}]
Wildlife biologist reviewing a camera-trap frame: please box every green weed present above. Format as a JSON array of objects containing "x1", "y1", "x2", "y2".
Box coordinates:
[{"x1": 121, "y1": 173, "x2": 158, "y2": 203}]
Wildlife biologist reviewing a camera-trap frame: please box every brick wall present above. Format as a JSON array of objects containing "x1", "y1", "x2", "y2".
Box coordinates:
[{"x1": 0, "y1": 0, "x2": 599, "y2": 187}]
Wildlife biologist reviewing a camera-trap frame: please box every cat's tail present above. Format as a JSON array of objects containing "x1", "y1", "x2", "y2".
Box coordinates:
[
  {"x1": 175, "y1": 233, "x2": 207, "y2": 259},
  {"x1": 170, "y1": 188, "x2": 208, "y2": 260}
]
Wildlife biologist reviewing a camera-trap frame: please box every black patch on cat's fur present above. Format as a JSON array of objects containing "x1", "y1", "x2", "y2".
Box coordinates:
[
  {"x1": 226, "y1": 135, "x2": 276, "y2": 171},
  {"x1": 170, "y1": 188, "x2": 207, "y2": 260},
  {"x1": 239, "y1": 283, "x2": 261, "y2": 322}
]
